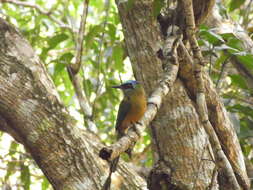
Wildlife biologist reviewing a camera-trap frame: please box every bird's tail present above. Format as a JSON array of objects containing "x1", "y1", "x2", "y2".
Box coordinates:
[
  {"x1": 102, "y1": 157, "x2": 120, "y2": 190},
  {"x1": 102, "y1": 173, "x2": 112, "y2": 190},
  {"x1": 103, "y1": 131, "x2": 133, "y2": 189},
  {"x1": 125, "y1": 148, "x2": 132, "y2": 159},
  {"x1": 110, "y1": 156, "x2": 120, "y2": 173}
]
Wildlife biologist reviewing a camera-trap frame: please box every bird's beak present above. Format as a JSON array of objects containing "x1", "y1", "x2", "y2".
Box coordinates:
[{"x1": 112, "y1": 85, "x2": 122, "y2": 89}]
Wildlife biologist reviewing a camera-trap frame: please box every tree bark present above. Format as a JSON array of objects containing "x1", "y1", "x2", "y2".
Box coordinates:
[
  {"x1": 0, "y1": 18, "x2": 146, "y2": 190},
  {"x1": 116, "y1": 0, "x2": 249, "y2": 189}
]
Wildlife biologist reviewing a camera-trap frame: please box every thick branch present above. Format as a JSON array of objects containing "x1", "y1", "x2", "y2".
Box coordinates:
[
  {"x1": 0, "y1": 18, "x2": 146, "y2": 190},
  {"x1": 99, "y1": 33, "x2": 181, "y2": 161},
  {"x1": 179, "y1": 1, "x2": 247, "y2": 189},
  {"x1": 115, "y1": 0, "x2": 222, "y2": 188},
  {"x1": 179, "y1": 41, "x2": 250, "y2": 190},
  {"x1": 177, "y1": 7, "x2": 250, "y2": 189},
  {"x1": 69, "y1": 0, "x2": 89, "y2": 74}
]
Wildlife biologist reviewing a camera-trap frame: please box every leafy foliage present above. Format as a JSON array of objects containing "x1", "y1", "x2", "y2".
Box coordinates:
[
  {"x1": 152, "y1": 0, "x2": 165, "y2": 17},
  {"x1": 199, "y1": 21, "x2": 253, "y2": 166},
  {"x1": 229, "y1": 0, "x2": 246, "y2": 12}
]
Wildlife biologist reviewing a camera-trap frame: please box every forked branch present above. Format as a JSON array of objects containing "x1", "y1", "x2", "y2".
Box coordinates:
[{"x1": 179, "y1": 0, "x2": 248, "y2": 189}]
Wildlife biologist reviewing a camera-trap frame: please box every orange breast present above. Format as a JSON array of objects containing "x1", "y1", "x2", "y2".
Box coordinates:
[{"x1": 121, "y1": 94, "x2": 147, "y2": 132}]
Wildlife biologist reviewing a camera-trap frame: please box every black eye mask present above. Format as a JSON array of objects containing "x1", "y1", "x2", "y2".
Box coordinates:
[{"x1": 122, "y1": 83, "x2": 133, "y2": 89}]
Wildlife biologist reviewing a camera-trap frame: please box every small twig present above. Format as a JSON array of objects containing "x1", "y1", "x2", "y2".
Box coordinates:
[
  {"x1": 70, "y1": 0, "x2": 89, "y2": 74},
  {"x1": 2, "y1": 0, "x2": 95, "y2": 130},
  {"x1": 0, "y1": 166, "x2": 43, "y2": 178},
  {"x1": 118, "y1": 72, "x2": 123, "y2": 84},
  {"x1": 223, "y1": 92, "x2": 253, "y2": 106},
  {"x1": 67, "y1": 68, "x2": 92, "y2": 118},
  {"x1": 0, "y1": 158, "x2": 29, "y2": 163},
  {"x1": 2, "y1": 0, "x2": 49, "y2": 14},
  {"x1": 5, "y1": 148, "x2": 31, "y2": 158},
  {"x1": 215, "y1": 57, "x2": 229, "y2": 92},
  {"x1": 66, "y1": 1, "x2": 96, "y2": 130},
  {"x1": 208, "y1": 45, "x2": 215, "y2": 75},
  {"x1": 1, "y1": 0, "x2": 75, "y2": 33}
]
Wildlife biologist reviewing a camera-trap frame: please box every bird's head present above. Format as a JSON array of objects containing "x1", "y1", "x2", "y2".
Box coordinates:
[{"x1": 112, "y1": 80, "x2": 143, "y2": 96}]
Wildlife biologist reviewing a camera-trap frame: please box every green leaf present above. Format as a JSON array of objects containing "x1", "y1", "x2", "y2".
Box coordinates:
[
  {"x1": 5, "y1": 161, "x2": 17, "y2": 181},
  {"x1": 243, "y1": 144, "x2": 252, "y2": 156},
  {"x1": 235, "y1": 54, "x2": 253, "y2": 70},
  {"x1": 54, "y1": 62, "x2": 66, "y2": 77},
  {"x1": 83, "y1": 79, "x2": 93, "y2": 98},
  {"x1": 229, "y1": 0, "x2": 246, "y2": 12},
  {"x1": 214, "y1": 53, "x2": 229, "y2": 68},
  {"x1": 85, "y1": 25, "x2": 103, "y2": 48},
  {"x1": 107, "y1": 23, "x2": 116, "y2": 41},
  {"x1": 9, "y1": 141, "x2": 18, "y2": 156},
  {"x1": 41, "y1": 177, "x2": 50, "y2": 190},
  {"x1": 40, "y1": 33, "x2": 69, "y2": 61},
  {"x1": 228, "y1": 104, "x2": 253, "y2": 119},
  {"x1": 4, "y1": 141, "x2": 19, "y2": 180},
  {"x1": 127, "y1": 0, "x2": 135, "y2": 10},
  {"x1": 48, "y1": 33, "x2": 68, "y2": 49},
  {"x1": 229, "y1": 74, "x2": 248, "y2": 89},
  {"x1": 90, "y1": 0, "x2": 104, "y2": 11},
  {"x1": 221, "y1": 33, "x2": 237, "y2": 40},
  {"x1": 200, "y1": 29, "x2": 224, "y2": 45},
  {"x1": 221, "y1": 33, "x2": 244, "y2": 51},
  {"x1": 52, "y1": 53, "x2": 73, "y2": 80},
  {"x1": 153, "y1": 0, "x2": 165, "y2": 17},
  {"x1": 21, "y1": 165, "x2": 31, "y2": 190},
  {"x1": 59, "y1": 52, "x2": 74, "y2": 64},
  {"x1": 112, "y1": 44, "x2": 124, "y2": 71},
  {"x1": 239, "y1": 119, "x2": 253, "y2": 139}
]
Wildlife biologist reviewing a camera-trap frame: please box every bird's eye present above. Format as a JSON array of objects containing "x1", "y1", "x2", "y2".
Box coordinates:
[{"x1": 123, "y1": 83, "x2": 133, "y2": 89}]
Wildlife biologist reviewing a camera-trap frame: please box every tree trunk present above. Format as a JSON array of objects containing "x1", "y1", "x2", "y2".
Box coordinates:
[
  {"x1": 116, "y1": 0, "x2": 249, "y2": 189},
  {"x1": 0, "y1": 18, "x2": 146, "y2": 190}
]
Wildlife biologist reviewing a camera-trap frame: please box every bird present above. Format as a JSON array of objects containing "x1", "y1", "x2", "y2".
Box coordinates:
[
  {"x1": 113, "y1": 80, "x2": 147, "y2": 144},
  {"x1": 103, "y1": 80, "x2": 147, "y2": 190}
]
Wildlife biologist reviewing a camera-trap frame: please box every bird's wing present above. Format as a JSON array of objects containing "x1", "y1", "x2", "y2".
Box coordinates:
[{"x1": 115, "y1": 99, "x2": 131, "y2": 136}]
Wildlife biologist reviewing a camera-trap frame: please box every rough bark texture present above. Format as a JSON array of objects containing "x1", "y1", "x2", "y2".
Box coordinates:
[
  {"x1": 116, "y1": 0, "x2": 248, "y2": 189},
  {"x1": 116, "y1": 0, "x2": 217, "y2": 189},
  {"x1": 117, "y1": 0, "x2": 163, "y2": 92},
  {"x1": 0, "y1": 18, "x2": 147, "y2": 190}
]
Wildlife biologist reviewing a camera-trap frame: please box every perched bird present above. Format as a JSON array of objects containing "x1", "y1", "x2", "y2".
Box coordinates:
[
  {"x1": 113, "y1": 80, "x2": 147, "y2": 144},
  {"x1": 103, "y1": 80, "x2": 147, "y2": 190}
]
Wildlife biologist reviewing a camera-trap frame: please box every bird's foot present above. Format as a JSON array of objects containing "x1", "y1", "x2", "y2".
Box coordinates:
[{"x1": 132, "y1": 122, "x2": 142, "y2": 137}]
